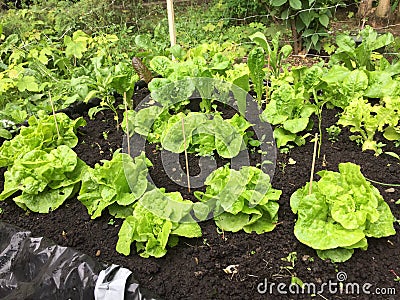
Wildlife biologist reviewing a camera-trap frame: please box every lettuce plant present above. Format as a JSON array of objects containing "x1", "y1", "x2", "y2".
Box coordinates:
[
  {"x1": 338, "y1": 96, "x2": 400, "y2": 155},
  {"x1": 329, "y1": 26, "x2": 394, "y2": 71},
  {"x1": 79, "y1": 150, "x2": 202, "y2": 258},
  {"x1": 117, "y1": 189, "x2": 202, "y2": 258},
  {"x1": 0, "y1": 111, "x2": 86, "y2": 167},
  {"x1": 0, "y1": 145, "x2": 86, "y2": 213},
  {"x1": 290, "y1": 162, "x2": 396, "y2": 262},
  {"x1": 78, "y1": 151, "x2": 152, "y2": 219},
  {"x1": 123, "y1": 109, "x2": 253, "y2": 158},
  {"x1": 261, "y1": 75, "x2": 316, "y2": 148},
  {"x1": 194, "y1": 165, "x2": 281, "y2": 233},
  {"x1": 162, "y1": 112, "x2": 252, "y2": 158}
]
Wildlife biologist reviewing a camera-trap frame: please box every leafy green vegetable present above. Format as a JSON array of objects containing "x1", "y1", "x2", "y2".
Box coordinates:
[
  {"x1": 123, "y1": 109, "x2": 253, "y2": 158},
  {"x1": 162, "y1": 112, "x2": 250, "y2": 158},
  {"x1": 147, "y1": 49, "x2": 250, "y2": 113},
  {"x1": 247, "y1": 46, "x2": 265, "y2": 104},
  {"x1": 78, "y1": 151, "x2": 152, "y2": 219},
  {"x1": 195, "y1": 165, "x2": 281, "y2": 233},
  {"x1": 330, "y1": 26, "x2": 394, "y2": 71},
  {"x1": 116, "y1": 189, "x2": 202, "y2": 258},
  {"x1": 0, "y1": 145, "x2": 86, "y2": 213},
  {"x1": 122, "y1": 105, "x2": 171, "y2": 143},
  {"x1": 338, "y1": 96, "x2": 400, "y2": 155},
  {"x1": 249, "y1": 31, "x2": 292, "y2": 78},
  {"x1": 0, "y1": 111, "x2": 86, "y2": 167},
  {"x1": 261, "y1": 78, "x2": 315, "y2": 148},
  {"x1": 290, "y1": 162, "x2": 396, "y2": 262},
  {"x1": 322, "y1": 66, "x2": 368, "y2": 108}
]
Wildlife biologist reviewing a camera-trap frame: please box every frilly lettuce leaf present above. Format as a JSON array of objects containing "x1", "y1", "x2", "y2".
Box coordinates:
[
  {"x1": 0, "y1": 111, "x2": 85, "y2": 167},
  {"x1": 290, "y1": 162, "x2": 395, "y2": 262},
  {"x1": 78, "y1": 151, "x2": 152, "y2": 219},
  {"x1": 0, "y1": 145, "x2": 86, "y2": 213},
  {"x1": 195, "y1": 165, "x2": 281, "y2": 234},
  {"x1": 116, "y1": 189, "x2": 202, "y2": 258}
]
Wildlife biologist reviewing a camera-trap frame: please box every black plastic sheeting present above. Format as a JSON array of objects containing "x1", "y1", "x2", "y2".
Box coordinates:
[{"x1": 0, "y1": 222, "x2": 160, "y2": 300}]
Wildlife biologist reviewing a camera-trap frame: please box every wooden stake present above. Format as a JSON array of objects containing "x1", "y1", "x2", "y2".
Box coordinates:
[
  {"x1": 166, "y1": 0, "x2": 176, "y2": 60},
  {"x1": 123, "y1": 92, "x2": 131, "y2": 157},
  {"x1": 309, "y1": 133, "x2": 318, "y2": 195},
  {"x1": 49, "y1": 91, "x2": 60, "y2": 139},
  {"x1": 181, "y1": 117, "x2": 191, "y2": 193}
]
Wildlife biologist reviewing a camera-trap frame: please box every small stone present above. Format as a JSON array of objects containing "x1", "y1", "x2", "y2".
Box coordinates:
[
  {"x1": 194, "y1": 271, "x2": 203, "y2": 277},
  {"x1": 95, "y1": 250, "x2": 101, "y2": 257},
  {"x1": 223, "y1": 264, "x2": 239, "y2": 274},
  {"x1": 302, "y1": 254, "x2": 310, "y2": 261},
  {"x1": 385, "y1": 188, "x2": 395, "y2": 193}
]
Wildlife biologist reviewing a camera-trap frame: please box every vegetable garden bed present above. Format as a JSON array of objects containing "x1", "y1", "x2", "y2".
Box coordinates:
[
  {"x1": 1, "y1": 2, "x2": 400, "y2": 296},
  {"x1": 0, "y1": 84, "x2": 398, "y2": 299}
]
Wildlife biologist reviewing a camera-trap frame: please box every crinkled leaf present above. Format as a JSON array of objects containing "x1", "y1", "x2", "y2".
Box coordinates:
[{"x1": 316, "y1": 248, "x2": 354, "y2": 263}]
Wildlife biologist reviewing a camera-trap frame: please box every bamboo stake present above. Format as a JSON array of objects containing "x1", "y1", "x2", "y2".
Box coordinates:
[
  {"x1": 49, "y1": 91, "x2": 60, "y2": 139},
  {"x1": 123, "y1": 92, "x2": 131, "y2": 157},
  {"x1": 166, "y1": 0, "x2": 176, "y2": 47},
  {"x1": 309, "y1": 133, "x2": 318, "y2": 195},
  {"x1": 181, "y1": 117, "x2": 191, "y2": 193}
]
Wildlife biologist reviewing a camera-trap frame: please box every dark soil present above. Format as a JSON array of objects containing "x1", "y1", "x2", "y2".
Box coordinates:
[{"x1": 0, "y1": 88, "x2": 399, "y2": 300}]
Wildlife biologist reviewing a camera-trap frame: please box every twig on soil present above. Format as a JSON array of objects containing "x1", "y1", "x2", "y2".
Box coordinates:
[
  {"x1": 181, "y1": 117, "x2": 191, "y2": 193},
  {"x1": 123, "y1": 92, "x2": 131, "y2": 156},
  {"x1": 49, "y1": 91, "x2": 60, "y2": 140},
  {"x1": 309, "y1": 133, "x2": 318, "y2": 195},
  {"x1": 317, "y1": 294, "x2": 329, "y2": 300}
]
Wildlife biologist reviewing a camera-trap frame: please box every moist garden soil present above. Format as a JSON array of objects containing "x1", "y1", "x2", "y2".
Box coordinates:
[{"x1": 0, "y1": 88, "x2": 399, "y2": 300}]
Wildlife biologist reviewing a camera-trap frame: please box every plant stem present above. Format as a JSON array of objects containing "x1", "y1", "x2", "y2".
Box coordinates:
[
  {"x1": 49, "y1": 91, "x2": 60, "y2": 140},
  {"x1": 265, "y1": 55, "x2": 270, "y2": 104},
  {"x1": 181, "y1": 117, "x2": 191, "y2": 193},
  {"x1": 309, "y1": 133, "x2": 318, "y2": 195},
  {"x1": 123, "y1": 92, "x2": 131, "y2": 157},
  {"x1": 365, "y1": 178, "x2": 400, "y2": 187},
  {"x1": 312, "y1": 89, "x2": 325, "y2": 158}
]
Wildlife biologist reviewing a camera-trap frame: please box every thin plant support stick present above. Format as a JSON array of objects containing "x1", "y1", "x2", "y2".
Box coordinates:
[
  {"x1": 49, "y1": 91, "x2": 60, "y2": 139},
  {"x1": 266, "y1": 55, "x2": 270, "y2": 103},
  {"x1": 309, "y1": 133, "x2": 318, "y2": 195},
  {"x1": 166, "y1": 0, "x2": 176, "y2": 60},
  {"x1": 181, "y1": 117, "x2": 191, "y2": 193},
  {"x1": 123, "y1": 92, "x2": 131, "y2": 157}
]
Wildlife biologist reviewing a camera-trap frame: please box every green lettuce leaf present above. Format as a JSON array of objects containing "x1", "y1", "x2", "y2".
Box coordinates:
[
  {"x1": 0, "y1": 112, "x2": 85, "y2": 167},
  {"x1": 116, "y1": 189, "x2": 202, "y2": 258},
  {"x1": 196, "y1": 165, "x2": 281, "y2": 233},
  {"x1": 0, "y1": 145, "x2": 85, "y2": 213},
  {"x1": 78, "y1": 151, "x2": 152, "y2": 219},
  {"x1": 290, "y1": 162, "x2": 396, "y2": 262}
]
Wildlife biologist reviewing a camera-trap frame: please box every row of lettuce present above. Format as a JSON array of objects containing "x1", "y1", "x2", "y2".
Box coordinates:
[
  {"x1": 0, "y1": 112, "x2": 282, "y2": 258},
  {"x1": 1, "y1": 25, "x2": 399, "y2": 155},
  {"x1": 0, "y1": 110, "x2": 396, "y2": 263},
  {"x1": 145, "y1": 26, "x2": 400, "y2": 155}
]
